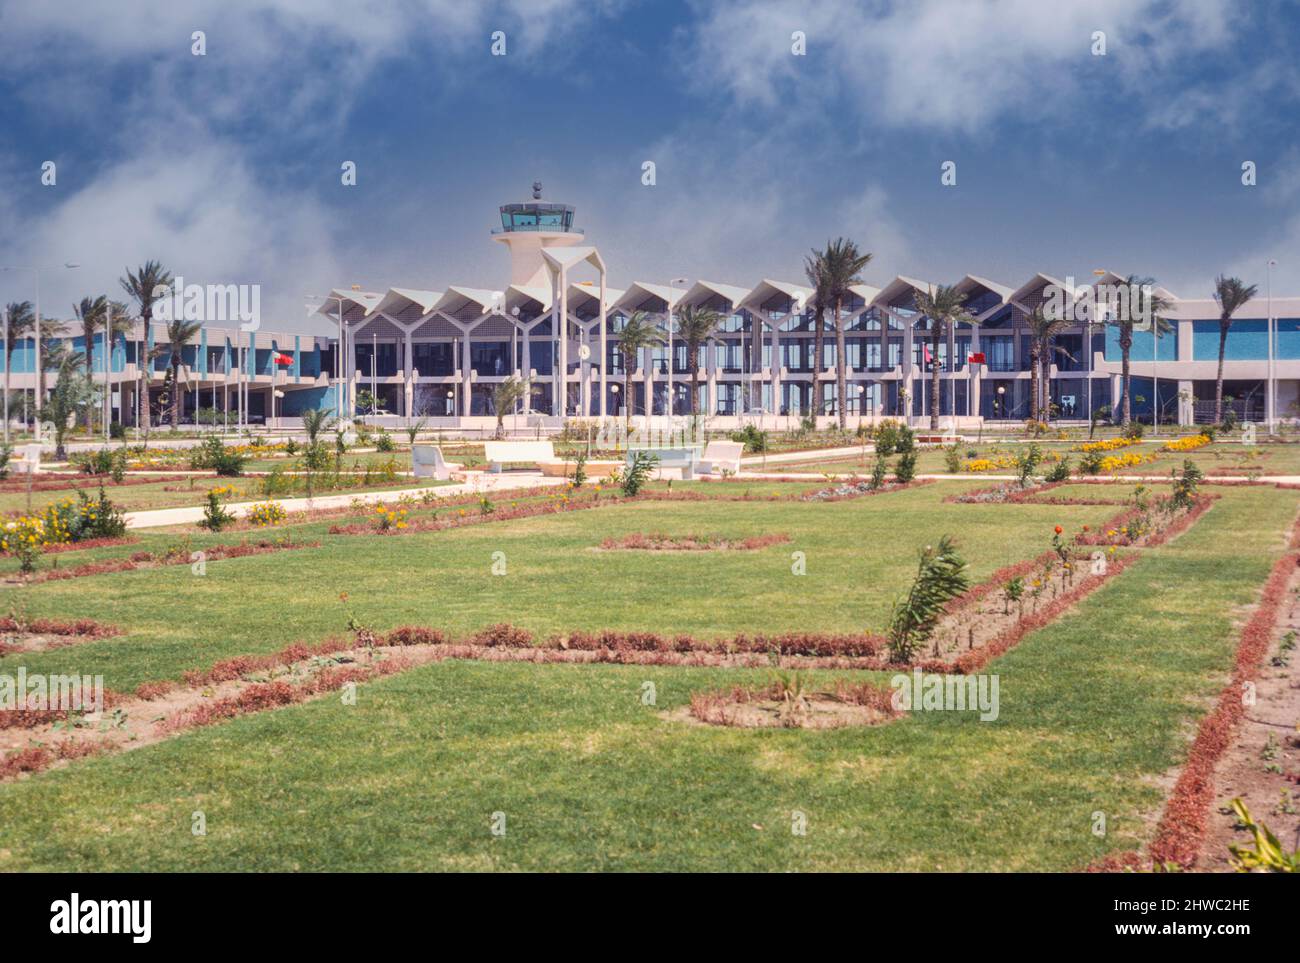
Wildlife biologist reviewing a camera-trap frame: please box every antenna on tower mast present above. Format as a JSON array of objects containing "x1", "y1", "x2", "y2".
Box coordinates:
[{"x1": 532, "y1": 181, "x2": 543, "y2": 200}]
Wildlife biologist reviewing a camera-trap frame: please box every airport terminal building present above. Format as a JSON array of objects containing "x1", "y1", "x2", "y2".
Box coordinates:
[{"x1": 10, "y1": 192, "x2": 1299, "y2": 430}]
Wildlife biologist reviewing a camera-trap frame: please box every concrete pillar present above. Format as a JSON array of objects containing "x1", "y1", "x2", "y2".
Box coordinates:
[
  {"x1": 770, "y1": 314, "x2": 782, "y2": 416},
  {"x1": 1178, "y1": 378, "x2": 1194, "y2": 425},
  {"x1": 579, "y1": 323, "x2": 591, "y2": 416},
  {"x1": 706, "y1": 341, "x2": 717, "y2": 416},
  {"x1": 598, "y1": 272, "x2": 607, "y2": 420},
  {"x1": 461, "y1": 333, "x2": 472, "y2": 417}
]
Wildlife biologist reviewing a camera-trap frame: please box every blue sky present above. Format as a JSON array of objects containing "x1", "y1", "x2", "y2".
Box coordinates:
[{"x1": 2, "y1": 0, "x2": 1299, "y2": 334}]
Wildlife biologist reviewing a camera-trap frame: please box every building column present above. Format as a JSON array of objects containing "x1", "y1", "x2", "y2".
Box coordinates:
[
  {"x1": 642, "y1": 345, "x2": 653, "y2": 423},
  {"x1": 770, "y1": 315, "x2": 782, "y2": 417},
  {"x1": 1178, "y1": 379, "x2": 1194, "y2": 425},
  {"x1": 579, "y1": 323, "x2": 591, "y2": 416},
  {"x1": 901, "y1": 316, "x2": 915, "y2": 419},
  {"x1": 706, "y1": 341, "x2": 718, "y2": 416},
  {"x1": 461, "y1": 334, "x2": 472, "y2": 418}
]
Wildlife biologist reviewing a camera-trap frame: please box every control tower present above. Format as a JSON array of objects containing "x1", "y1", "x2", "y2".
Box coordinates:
[{"x1": 491, "y1": 181, "x2": 585, "y2": 289}]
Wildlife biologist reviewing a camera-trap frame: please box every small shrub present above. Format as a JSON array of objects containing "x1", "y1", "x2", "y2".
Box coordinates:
[
  {"x1": 621, "y1": 451, "x2": 658, "y2": 496},
  {"x1": 1078, "y1": 449, "x2": 1104, "y2": 476},
  {"x1": 1015, "y1": 443, "x2": 1042, "y2": 487},
  {"x1": 887, "y1": 535, "x2": 969, "y2": 663},
  {"x1": 895, "y1": 450, "x2": 918, "y2": 484},
  {"x1": 1044, "y1": 457, "x2": 1071, "y2": 483},
  {"x1": 200, "y1": 489, "x2": 235, "y2": 532},
  {"x1": 873, "y1": 419, "x2": 900, "y2": 457},
  {"x1": 1121, "y1": 420, "x2": 1145, "y2": 440},
  {"x1": 375, "y1": 431, "x2": 396, "y2": 453},
  {"x1": 730, "y1": 424, "x2": 768, "y2": 453},
  {"x1": 869, "y1": 453, "x2": 889, "y2": 491},
  {"x1": 190, "y1": 435, "x2": 246, "y2": 476},
  {"x1": 942, "y1": 444, "x2": 962, "y2": 474},
  {"x1": 895, "y1": 424, "x2": 916, "y2": 454},
  {"x1": 247, "y1": 502, "x2": 287, "y2": 527},
  {"x1": 1171, "y1": 459, "x2": 1203, "y2": 511}
]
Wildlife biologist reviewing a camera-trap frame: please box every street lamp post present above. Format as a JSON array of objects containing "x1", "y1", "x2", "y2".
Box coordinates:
[
  {"x1": 1, "y1": 263, "x2": 79, "y2": 444},
  {"x1": 1267, "y1": 258, "x2": 1277, "y2": 432}
]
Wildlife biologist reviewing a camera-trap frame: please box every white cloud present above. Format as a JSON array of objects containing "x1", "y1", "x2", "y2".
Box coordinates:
[
  {"x1": 0, "y1": 132, "x2": 341, "y2": 334},
  {"x1": 683, "y1": 0, "x2": 1240, "y2": 134},
  {"x1": 573, "y1": 131, "x2": 912, "y2": 289},
  {"x1": 0, "y1": 0, "x2": 624, "y2": 133}
]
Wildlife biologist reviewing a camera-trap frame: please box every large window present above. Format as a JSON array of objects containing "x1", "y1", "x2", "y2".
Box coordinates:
[
  {"x1": 470, "y1": 341, "x2": 510, "y2": 377},
  {"x1": 413, "y1": 341, "x2": 454, "y2": 376},
  {"x1": 355, "y1": 342, "x2": 399, "y2": 377}
]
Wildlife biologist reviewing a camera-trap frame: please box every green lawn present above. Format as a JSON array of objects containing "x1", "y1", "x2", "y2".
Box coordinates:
[
  {"x1": 0, "y1": 481, "x2": 1294, "y2": 870},
  {"x1": 771, "y1": 438, "x2": 1300, "y2": 478}
]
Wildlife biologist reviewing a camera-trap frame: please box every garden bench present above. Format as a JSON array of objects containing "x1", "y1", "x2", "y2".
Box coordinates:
[
  {"x1": 627, "y1": 447, "x2": 700, "y2": 480},
  {"x1": 11, "y1": 443, "x2": 42, "y2": 474},
  {"x1": 411, "y1": 445, "x2": 462, "y2": 481},
  {"x1": 696, "y1": 441, "x2": 745, "y2": 476},
  {"x1": 483, "y1": 440, "x2": 561, "y2": 473}
]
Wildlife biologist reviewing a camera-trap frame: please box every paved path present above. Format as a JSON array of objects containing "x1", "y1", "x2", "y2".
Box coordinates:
[
  {"x1": 122, "y1": 472, "x2": 564, "y2": 530},
  {"x1": 741, "y1": 445, "x2": 873, "y2": 466},
  {"x1": 740, "y1": 469, "x2": 1300, "y2": 485}
]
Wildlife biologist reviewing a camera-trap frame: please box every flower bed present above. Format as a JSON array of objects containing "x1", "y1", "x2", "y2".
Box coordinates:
[
  {"x1": 18, "y1": 537, "x2": 320, "y2": 584},
  {"x1": 1074, "y1": 437, "x2": 1140, "y2": 453},
  {"x1": 685, "y1": 679, "x2": 901, "y2": 729},
  {"x1": 598, "y1": 532, "x2": 791, "y2": 552},
  {"x1": 800, "y1": 479, "x2": 934, "y2": 501},
  {"x1": 1090, "y1": 526, "x2": 1300, "y2": 872},
  {"x1": 0, "y1": 473, "x2": 195, "y2": 494},
  {"x1": 1162, "y1": 434, "x2": 1212, "y2": 453}
]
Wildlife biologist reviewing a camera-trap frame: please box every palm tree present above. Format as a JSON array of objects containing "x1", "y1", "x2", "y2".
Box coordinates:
[
  {"x1": 2, "y1": 300, "x2": 35, "y2": 378},
  {"x1": 45, "y1": 345, "x2": 90, "y2": 460},
  {"x1": 1104, "y1": 275, "x2": 1174, "y2": 426},
  {"x1": 3, "y1": 301, "x2": 35, "y2": 424},
  {"x1": 1212, "y1": 275, "x2": 1259, "y2": 425},
  {"x1": 120, "y1": 261, "x2": 174, "y2": 431},
  {"x1": 1026, "y1": 306, "x2": 1071, "y2": 423},
  {"x1": 163, "y1": 319, "x2": 202, "y2": 427},
  {"x1": 300, "y1": 406, "x2": 335, "y2": 446},
  {"x1": 614, "y1": 310, "x2": 664, "y2": 431},
  {"x1": 38, "y1": 320, "x2": 72, "y2": 423},
  {"x1": 73, "y1": 296, "x2": 131, "y2": 429},
  {"x1": 491, "y1": 376, "x2": 535, "y2": 439},
  {"x1": 913, "y1": 285, "x2": 973, "y2": 430},
  {"x1": 809, "y1": 239, "x2": 873, "y2": 430},
  {"x1": 803, "y1": 253, "x2": 828, "y2": 418},
  {"x1": 674, "y1": 305, "x2": 723, "y2": 415}
]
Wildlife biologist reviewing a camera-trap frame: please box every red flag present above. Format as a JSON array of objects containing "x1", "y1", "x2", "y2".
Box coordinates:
[
  {"x1": 274, "y1": 352, "x2": 293, "y2": 367},
  {"x1": 969, "y1": 352, "x2": 986, "y2": 364}
]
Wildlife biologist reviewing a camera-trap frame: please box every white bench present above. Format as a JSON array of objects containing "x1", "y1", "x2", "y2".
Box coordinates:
[
  {"x1": 412, "y1": 445, "x2": 461, "y2": 481},
  {"x1": 483, "y1": 440, "x2": 560, "y2": 473},
  {"x1": 10, "y1": 443, "x2": 42, "y2": 475},
  {"x1": 697, "y1": 441, "x2": 745, "y2": 476}
]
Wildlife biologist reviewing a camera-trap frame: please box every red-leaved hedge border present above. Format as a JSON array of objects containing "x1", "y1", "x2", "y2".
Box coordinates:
[
  {"x1": 326, "y1": 479, "x2": 933, "y2": 537},
  {"x1": 0, "y1": 473, "x2": 197, "y2": 496},
  {"x1": 23, "y1": 537, "x2": 320, "y2": 584},
  {"x1": 599, "y1": 532, "x2": 792, "y2": 551},
  {"x1": 1088, "y1": 516, "x2": 1300, "y2": 872}
]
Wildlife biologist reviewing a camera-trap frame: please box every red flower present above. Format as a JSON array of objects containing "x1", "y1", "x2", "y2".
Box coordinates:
[
  {"x1": 1054, "y1": 525, "x2": 1063, "y2": 534},
  {"x1": 1082, "y1": 524, "x2": 1090, "y2": 532}
]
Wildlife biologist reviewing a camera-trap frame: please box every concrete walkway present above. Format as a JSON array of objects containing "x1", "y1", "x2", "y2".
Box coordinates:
[
  {"x1": 740, "y1": 469, "x2": 1300, "y2": 485},
  {"x1": 122, "y1": 471, "x2": 565, "y2": 530},
  {"x1": 741, "y1": 445, "x2": 873, "y2": 466}
]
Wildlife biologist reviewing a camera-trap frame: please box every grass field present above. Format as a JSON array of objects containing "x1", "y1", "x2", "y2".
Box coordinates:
[
  {"x1": 0, "y1": 475, "x2": 1295, "y2": 870},
  {"x1": 770, "y1": 438, "x2": 1300, "y2": 478}
]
